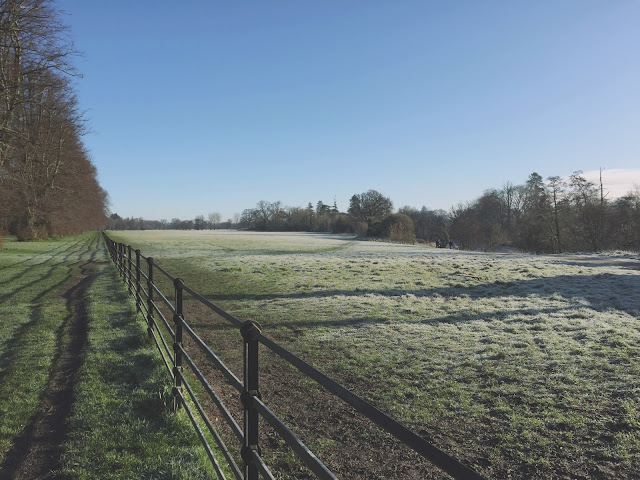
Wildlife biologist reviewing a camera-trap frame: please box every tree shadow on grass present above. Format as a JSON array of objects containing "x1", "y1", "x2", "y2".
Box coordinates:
[
  {"x1": 549, "y1": 256, "x2": 640, "y2": 272},
  {"x1": 0, "y1": 239, "x2": 99, "y2": 304},
  {"x1": 0, "y1": 306, "x2": 43, "y2": 387},
  {"x1": 199, "y1": 272, "x2": 640, "y2": 318},
  {"x1": 0, "y1": 262, "x2": 95, "y2": 480},
  {"x1": 0, "y1": 238, "x2": 89, "y2": 288}
]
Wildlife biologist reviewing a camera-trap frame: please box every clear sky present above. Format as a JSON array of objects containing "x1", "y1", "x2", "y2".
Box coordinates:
[{"x1": 57, "y1": 0, "x2": 640, "y2": 222}]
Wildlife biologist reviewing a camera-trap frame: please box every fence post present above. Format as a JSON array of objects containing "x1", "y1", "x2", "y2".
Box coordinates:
[
  {"x1": 146, "y1": 257, "x2": 154, "y2": 336},
  {"x1": 127, "y1": 245, "x2": 133, "y2": 293},
  {"x1": 172, "y1": 278, "x2": 184, "y2": 412},
  {"x1": 123, "y1": 244, "x2": 127, "y2": 281},
  {"x1": 118, "y1": 243, "x2": 124, "y2": 277},
  {"x1": 241, "y1": 320, "x2": 262, "y2": 480},
  {"x1": 135, "y1": 249, "x2": 141, "y2": 312}
]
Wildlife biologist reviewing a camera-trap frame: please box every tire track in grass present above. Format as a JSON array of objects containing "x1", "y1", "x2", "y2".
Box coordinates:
[
  {"x1": 0, "y1": 235, "x2": 97, "y2": 368},
  {"x1": 0, "y1": 260, "x2": 96, "y2": 479},
  {"x1": 0, "y1": 233, "x2": 101, "y2": 476}
]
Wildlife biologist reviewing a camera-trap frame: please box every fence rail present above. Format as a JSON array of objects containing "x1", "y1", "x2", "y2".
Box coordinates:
[{"x1": 101, "y1": 232, "x2": 487, "y2": 480}]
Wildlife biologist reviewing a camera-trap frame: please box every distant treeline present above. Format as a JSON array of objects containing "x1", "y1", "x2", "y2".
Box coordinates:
[
  {"x1": 449, "y1": 171, "x2": 640, "y2": 253},
  {"x1": 0, "y1": 1, "x2": 107, "y2": 240},
  {"x1": 239, "y1": 173, "x2": 640, "y2": 252},
  {"x1": 110, "y1": 172, "x2": 640, "y2": 253},
  {"x1": 106, "y1": 214, "x2": 236, "y2": 232}
]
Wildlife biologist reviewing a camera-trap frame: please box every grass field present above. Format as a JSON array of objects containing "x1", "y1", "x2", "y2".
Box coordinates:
[
  {"x1": 0, "y1": 233, "x2": 214, "y2": 479},
  {"x1": 108, "y1": 229, "x2": 640, "y2": 479}
]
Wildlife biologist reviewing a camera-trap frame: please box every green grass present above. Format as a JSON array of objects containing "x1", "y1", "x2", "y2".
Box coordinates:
[
  {"x1": 59, "y1": 261, "x2": 214, "y2": 479},
  {"x1": 0, "y1": 234, "x2": 94, "y2": 458},
  {"x1": 109, "y1": 230, "x2": 640, "y2": 479},
  {"x1": 0, "y1": 233, "x2": 214, "y2": 479}
]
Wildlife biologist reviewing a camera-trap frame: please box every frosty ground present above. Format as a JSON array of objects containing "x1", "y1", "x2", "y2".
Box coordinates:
[{"x1": 109, "y1": 230, "x2": 640, "y2": 479}]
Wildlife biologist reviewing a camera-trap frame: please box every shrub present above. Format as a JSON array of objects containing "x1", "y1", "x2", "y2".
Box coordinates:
[
  {"x1": 332, "y1": 216, "x2": 368, "y2": 235},
  {"x1": 366, "y1": 221, "x2": 382, "y2": 238},
  {"x1": 379, "y1": 214, "x2": 416, "y2": 244},
  {"x1": 16, "y1": 225, "x2": 48, "y2": 241}
]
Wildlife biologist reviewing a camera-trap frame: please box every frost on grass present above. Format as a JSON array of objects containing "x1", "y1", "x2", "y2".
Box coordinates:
[{"x1": 111, "y1": 230, "x2": 640, "y2": 478}]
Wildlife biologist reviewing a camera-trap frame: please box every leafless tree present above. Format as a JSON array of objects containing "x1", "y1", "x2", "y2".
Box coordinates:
[
  {"x1": 546, "y1": 176, "x2": 566, "y2": 252},
  {"x1": 208, "y1": 211, "x2": 221, "y2": 229},
  {"x1": 0, "y1": 0, "x2": 105, "y2": 238}
]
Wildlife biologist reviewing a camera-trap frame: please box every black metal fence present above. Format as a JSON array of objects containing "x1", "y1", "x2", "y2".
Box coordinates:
[{"x1": 101, "y1": 232, "x2": 487, "y2": 480}]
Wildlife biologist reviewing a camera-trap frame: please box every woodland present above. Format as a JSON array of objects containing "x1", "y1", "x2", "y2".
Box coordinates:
[
  {"x1": 0, "y1": 0, "x2": 107, "y2": 240},
  {"x1": 110, "y1": 174, "x2": 640, "y2": 254},
  {"x1": 2, "y1": 1, "x2": 638, "y2": 255}
]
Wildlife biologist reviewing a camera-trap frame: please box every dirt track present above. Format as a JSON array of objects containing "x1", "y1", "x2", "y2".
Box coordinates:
[{"x1": 0, "y1": 262, "x2": 96, "y2": 480}]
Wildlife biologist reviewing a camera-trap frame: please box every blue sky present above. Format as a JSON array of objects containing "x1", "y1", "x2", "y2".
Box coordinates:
[{"x1": 58, "y1": 1, "x2": 640, "y2": 221}]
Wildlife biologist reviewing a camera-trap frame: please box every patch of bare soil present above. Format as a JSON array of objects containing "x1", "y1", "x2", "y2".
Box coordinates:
[
  {"x1": 0, "y1": 262, "x2": 96, "y2": 480},
  {"x1": 180, "y1": 314, "x2": 465, "y2": 480}
]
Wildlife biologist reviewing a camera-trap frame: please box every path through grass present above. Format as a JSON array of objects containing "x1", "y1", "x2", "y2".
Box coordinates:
[{"x1": 0, "y1": 233, "x2": 213, "y2": 479}]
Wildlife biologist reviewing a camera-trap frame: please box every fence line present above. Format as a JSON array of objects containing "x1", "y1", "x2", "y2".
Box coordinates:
[{"x1": 101, "y1": 232, "x2": 487, "y2": 480}]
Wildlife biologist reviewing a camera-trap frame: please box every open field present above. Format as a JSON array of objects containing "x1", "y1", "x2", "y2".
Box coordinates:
[
  {"x1": 0, "y1": 233, "x2": 213, "y2": 479},
  {"x1": 109, "y1": 229, "x2": 640, "y2": 479}
]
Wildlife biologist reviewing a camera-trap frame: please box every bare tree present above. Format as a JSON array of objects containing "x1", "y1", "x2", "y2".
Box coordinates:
[
  {"x1": 569, "y1": 171, "x2": 606, "y2": 251},
  {"x1": 0, "y1": 0, "x2": 105, "y2": 238},
  {"x1": 208, "y1": 212, "x2": 221, "y2": 229},
  {"x1": 0, "y1": 0, "x2": 78, "y2": 168},
  {"x1": 547, "y1": 176, "x2": 566, "y2": 252}
]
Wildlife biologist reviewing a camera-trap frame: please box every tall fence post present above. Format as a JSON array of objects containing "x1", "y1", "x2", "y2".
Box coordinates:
[
  {"x1": 135, "y1": 249, "x2": 141, "y2": 312},
  {"x1": 241, "y1": 320, "x2": 262, "y2": 480},
  {"x1": 118, "y1": 243, "x2": 124, "y2": 277},
  {"x1": 127, "y1": 245, "x2": 133, "y2": 293},
  {"x1": 172, "y1": 278, "x2": 184, "y2": 412},
  {"x1": 146, "y1": 257, "x2": 154, "y2": 336}
]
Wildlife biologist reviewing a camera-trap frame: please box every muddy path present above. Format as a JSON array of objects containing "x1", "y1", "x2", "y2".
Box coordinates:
[{"x1": 0, "y1": 261, "x2": 97, "y2": 480}]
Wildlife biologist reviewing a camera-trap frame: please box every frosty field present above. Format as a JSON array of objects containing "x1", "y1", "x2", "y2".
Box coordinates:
[{"x1": 108, "y1": 230, "x2": 640, "y2": 479}]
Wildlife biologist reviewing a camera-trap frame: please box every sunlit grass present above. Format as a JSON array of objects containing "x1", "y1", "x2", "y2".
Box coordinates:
[
  {"x1": 59, "y1": 262, "x2": 215, "y2": 480},
  {"x1": 109, "y1": 230, "x2": 640, "y2": 479},
  {"x1": 0, "y1": 234, "x2": 96, "y2": 461},
  {"x1": 0, "y1": 233, "x2": 215, "y2": 478}
]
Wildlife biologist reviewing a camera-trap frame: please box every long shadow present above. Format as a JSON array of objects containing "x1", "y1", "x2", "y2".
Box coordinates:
[
  {"x1": 550, "y1": 258, "x2": 640, "y2": 272},
  {"x1": 0, "y1": 237, "x2": 95, "y2": 303},
  {"x1": 0, "y1": 259, "x2": 92, "y2": 386},
  {"x1": 199, "y1": 272, "x2": 640, "y2": 316},
  {"x1": 0, "y1": 261, "x2": 95, "y2": 479},
  {"x1": 0, "y1": 240, "x2": 102, "y2": 384},
  {"x1": 0, "y1": 237, "x2": 85, "y2": 287},
  {"x1": 192, "y1": 303, "x2": 585, "y2": 334},
  {"x1": 0, "y1": 237, "x2": 83, "y2": 271},
  {"x1": 0, "y1": 307, "x2": 44, "y2": 385},
  {"x1": 0, "y1": 238, "x2": 84, "y2": 293}
]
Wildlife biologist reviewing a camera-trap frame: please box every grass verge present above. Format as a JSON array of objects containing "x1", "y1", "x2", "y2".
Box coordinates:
[
  {"x1": 59, "y1": 260, "x2": 215, "y2": 479},
  {"x1": 0, "y1": 233, "x2": 215, "y2": 479}
]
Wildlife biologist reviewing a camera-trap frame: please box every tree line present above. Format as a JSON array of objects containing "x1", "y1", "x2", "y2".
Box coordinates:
[
  {"x1": 110, "y1": 173, "x2": 640, "y2": 253},
  {"x1": 106, "y1": 212, "x2": 236, "y2": 231},
  {"x1": 448, "y1": 171, "x2": 640, "y2": 252},
  {"x1": 0, "y1": 0, "x2": 107, "y2": 240},
  {"x1": 236, "y1": 172, "x2": 640, "y2": 253}
]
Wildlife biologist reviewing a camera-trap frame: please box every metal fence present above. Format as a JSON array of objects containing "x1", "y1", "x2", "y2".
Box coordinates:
[{"x1": 101, "y1": 232, "x2": 487, "y2": 480}]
